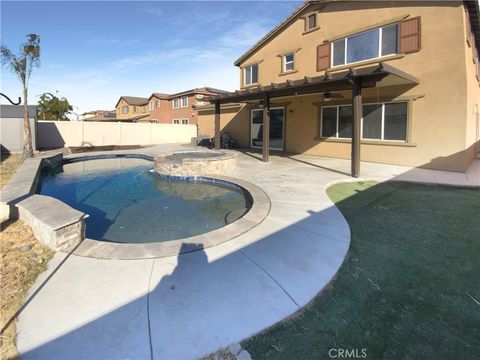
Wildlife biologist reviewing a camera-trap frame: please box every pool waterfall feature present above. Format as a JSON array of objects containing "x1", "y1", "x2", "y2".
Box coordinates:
[{"x1": 25, "y1": 151, "x2": 270, "y2": 259}]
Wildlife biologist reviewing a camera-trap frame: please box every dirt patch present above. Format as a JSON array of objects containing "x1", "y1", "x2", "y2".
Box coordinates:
[
  {"x1": 0, "y1": 220, "x2": 54, "y2": 359},
  {"x1": 0, "y1": 154, "x2": 23, "y2": 189}
]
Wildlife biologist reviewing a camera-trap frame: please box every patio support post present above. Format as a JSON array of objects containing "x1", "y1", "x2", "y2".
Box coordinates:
[
  {"x1": 351, "y1": 77, "x2": 362, "y2": 177},
  {"x1": 214, "y1": 101, "x2": 220, "y2": 150},
  {"x1": 262, "y1": 93, "x2": 270, "y2": 162}
]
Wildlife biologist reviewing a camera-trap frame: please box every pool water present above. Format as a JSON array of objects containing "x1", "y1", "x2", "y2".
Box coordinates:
[{"x1": 37, "y1": 158, "x2": 251, "y2": 243}]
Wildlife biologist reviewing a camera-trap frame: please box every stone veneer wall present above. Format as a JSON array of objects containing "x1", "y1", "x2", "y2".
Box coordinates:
[{"x1": 154, "y1": 151, "x2": 238, "y2": 177}]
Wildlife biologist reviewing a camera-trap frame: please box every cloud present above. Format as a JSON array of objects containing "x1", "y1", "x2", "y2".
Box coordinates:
[
  {"x1": 88, "y1": 37, "x2": 140, "y2": 46},
  {"x1": 219, "y1": 20, "x2": 274, "y2": 48}
]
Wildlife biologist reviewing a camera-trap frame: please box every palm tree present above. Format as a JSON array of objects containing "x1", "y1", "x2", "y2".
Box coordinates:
[{"x1": 1, "y1": 34, "x2": 40, "y2": 158}]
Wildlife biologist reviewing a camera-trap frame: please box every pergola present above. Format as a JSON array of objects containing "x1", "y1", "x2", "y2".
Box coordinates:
[{"x1": 208, "y1": 62, "x2": 419, "y2": 177}]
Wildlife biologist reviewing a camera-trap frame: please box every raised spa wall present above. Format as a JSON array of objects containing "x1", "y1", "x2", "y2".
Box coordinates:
[
  {"x1": 0, "y1": 152, "x2": 86, "y2": 251},
  {"x1": 154, "y1": 150, "x2": 238, "y2": 177}
]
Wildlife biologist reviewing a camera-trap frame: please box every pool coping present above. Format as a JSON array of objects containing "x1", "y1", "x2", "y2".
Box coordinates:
[
  {"x1": 3, "y1": 151, "x2": 271, "y2": 259},
  {"x1": 72, "y1": 174, "x2": 270, "y2": 259}
]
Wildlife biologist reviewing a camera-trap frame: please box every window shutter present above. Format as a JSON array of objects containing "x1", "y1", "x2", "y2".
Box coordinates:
[
  {"x1": 317, "y1": 42, "x2": 331, "y2": 71},
  {"x1": 399, "y1": 17, "x2": 421, "y2": 54}
]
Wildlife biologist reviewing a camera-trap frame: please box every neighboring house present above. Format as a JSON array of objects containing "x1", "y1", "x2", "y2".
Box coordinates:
[
  {"x1": 115, "y1": 96, "x2": 149, "y2": 122},
  {"x1": 144, "y1": 87, "x2": 227, "y2": 125},
  {"x1": 0, "y1": 105, "x2": 38, "y2": 153},
  {"x1": 80, "y1": 110, "x2": 117, "y2": 121},
  {"x1": 203, "y1": 0, "x2": 480, "y2": 173}
]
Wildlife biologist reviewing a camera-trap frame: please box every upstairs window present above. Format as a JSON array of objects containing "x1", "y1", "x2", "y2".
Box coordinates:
[
  {"x1": 181, "y1": 96, "x2": 188, "y2": 108},
  {"x1": 244, "y1": 64, "x2": 258, "y2": 86},
  {"x1": 306, "y1": 13, "x2": 317, "y2": 31},
  {"x1": 142, "y1": 106, "x2": 146, "y2": 113},
  {"x1": 173, "y1": 98, "x2": 179, "y2": 109},
  {"x1": 283, "y1": 53, "x2": 295, "y2": 72},
  {"x1": 122, "y1": 106, "x2": 128, "y2": 114},
  {"x1": 149, "y1": 101, "x2": 154, "y2": 110},
  {"x1": 133, "y1": 105, "x2": 137, "y2": 112},
  {"x1": 156, "y1": 100, "x2": 161, "y2": 108},
  {"x1": 332, "y1": 23, "x2": 398, "y2": 67}
]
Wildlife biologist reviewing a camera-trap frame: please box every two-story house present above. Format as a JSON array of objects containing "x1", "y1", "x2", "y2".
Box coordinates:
[
  {"x1": 204, "y1": 0, "x2": 479, "y2": 175},
  {"x1": 145, "y1": 87, "x2": 227, "y2": 125},
  {"x1": 115, "y1": 96, "x2": 149, "y2": 122}
]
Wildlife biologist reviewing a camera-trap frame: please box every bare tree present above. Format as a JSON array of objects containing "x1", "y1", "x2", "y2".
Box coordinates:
[{"x1": 1, "y1": 34, "x2": 41, "y2": 158}]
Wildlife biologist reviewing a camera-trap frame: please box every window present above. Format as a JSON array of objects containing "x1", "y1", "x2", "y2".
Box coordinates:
[
  {"x1": 142, "y1": 106, "x2": 146, "y2": 113},
  {"x1": 156, "y1": 100, "x2": 161, "y2": 108},
  {"x1": 306, "y1": 13, "x2": 317, "y2": 31},
  {"x1": 181, "y1": 96, "x2": 188, "y2": 108},
  {"x1": 283, "y1": 53, "x2": 295, "y2": 72},
  {"x1": 173, "y1": 118, "x2": 189, "y2": 125},
  {"x1": 320, "y1": 102, "x2": 408, "y2": 141},
  {"x1": 133, "y1": 105, "x2": 137, "y2": 112},
  {"x1": 149, "y1": 119, "x2": 158, "y2": 124},
  {"x1": 122, "y1": 106, "x2": 128, "y2": 114},
  {"x1": 149, "y1": 101, "x2": 154, "y2": 110},
  {"x1": 332, "y1": 23, "x2": 398, "y2": 67},
  {"x1": 244, "y1": 64, "x2": 258, "y2": 86},
  {"x1": 173, "y1": 98, "x2": 179, "y2": 109}
]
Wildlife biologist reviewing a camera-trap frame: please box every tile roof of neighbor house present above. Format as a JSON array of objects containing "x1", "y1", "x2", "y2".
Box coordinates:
[
  {"x1": 147, "y1": 87, "x2": 228, "y2": 101},
  {"x1": 149, "y1": 93, "x2": 171, "y2": 100},
  {"x1": 115, "y1": 96, "x2": 149, "y2": 108},
  {"x1": 233, "y1": 0, "x2": 480, "y2": 66}
]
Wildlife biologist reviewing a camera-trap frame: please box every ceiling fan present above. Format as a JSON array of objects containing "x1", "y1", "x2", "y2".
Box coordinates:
[{"x1": 322, "y1": 92, "x2": 344, "y2": 102}]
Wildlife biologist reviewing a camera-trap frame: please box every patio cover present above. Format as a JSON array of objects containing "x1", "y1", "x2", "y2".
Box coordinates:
[{"x1": 207, "y1": 62, "x2": 419, "y2": 177}]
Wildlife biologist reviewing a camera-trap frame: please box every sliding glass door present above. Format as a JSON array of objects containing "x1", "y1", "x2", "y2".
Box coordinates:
[{"x1": 250, "y1": 107, "x2": 284, "y2": 150}]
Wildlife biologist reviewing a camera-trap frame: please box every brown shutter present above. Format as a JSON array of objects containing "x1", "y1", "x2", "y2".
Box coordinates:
[
  {"x1": 317, "y1": 42, "x2": 331, "y2": 71},
  {"x1": 399, "y1": 17, "x2": 421, "y2": 54}
]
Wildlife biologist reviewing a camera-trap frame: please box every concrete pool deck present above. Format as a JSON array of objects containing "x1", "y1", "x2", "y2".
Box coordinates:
[{"x1": 15, "y1": 145, "x2": 480, "y2": 359}]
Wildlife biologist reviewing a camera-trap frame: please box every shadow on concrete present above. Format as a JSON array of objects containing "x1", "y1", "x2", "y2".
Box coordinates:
[{"x1": 12, "y1": 151, "x2": 480, "y2": 359}]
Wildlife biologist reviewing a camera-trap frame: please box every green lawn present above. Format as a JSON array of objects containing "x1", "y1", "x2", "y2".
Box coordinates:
[{"x1": 242, "y1": 181, "x2": 480, "y2": 360}]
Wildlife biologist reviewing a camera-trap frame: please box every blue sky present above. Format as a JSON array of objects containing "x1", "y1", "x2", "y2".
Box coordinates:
[{"x1": 1, "y1": 1, "x2": 301, "y2": 116}]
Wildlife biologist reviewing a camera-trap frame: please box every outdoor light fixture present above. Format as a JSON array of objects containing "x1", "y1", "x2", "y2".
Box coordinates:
[{"x1": 259, "y1": 99, "x2": 264, "y2": 108}]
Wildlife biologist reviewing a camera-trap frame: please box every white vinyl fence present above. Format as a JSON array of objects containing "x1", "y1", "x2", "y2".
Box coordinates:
[{"x1": 37, "y1": 121, "x2": 197, "y2": 149}]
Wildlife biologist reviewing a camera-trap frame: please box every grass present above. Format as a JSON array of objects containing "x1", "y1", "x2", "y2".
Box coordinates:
[
  {"x1": 0, "y1": 153, "x2": 54, "y2": 360},
  {"x1": 242, "y1": 181, "x2": 480, "y2": 360}
]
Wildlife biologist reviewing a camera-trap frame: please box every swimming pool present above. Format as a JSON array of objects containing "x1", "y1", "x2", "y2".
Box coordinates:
[{"x1": 37, "y1": 157, "x2": 252, "y2": 244}]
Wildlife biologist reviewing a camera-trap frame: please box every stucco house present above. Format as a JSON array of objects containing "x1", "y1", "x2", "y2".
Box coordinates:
[
  {"x1": 115, "y1": 96, "x2": 149, "y2": 122},
  {"x1": 145, "y1": 87, "x2": 227, "y2": 125},
  {"x1": 201, "y1": 0, "x2": 480, "y2": 175}
]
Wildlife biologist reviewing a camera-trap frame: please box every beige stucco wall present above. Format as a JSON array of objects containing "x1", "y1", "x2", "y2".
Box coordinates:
[
  {"x1": 231, "y1": 1, "x2": 478, "y2": 172},
  {"x1": 463, "y1": 7, "x2": 480, "y2": 166},
  {"x1": 37, "y1": 121, "x2": 197, "y2": 148},
  {"x1": 197, "y1": 105, "x2": 251, "y2": 147}
]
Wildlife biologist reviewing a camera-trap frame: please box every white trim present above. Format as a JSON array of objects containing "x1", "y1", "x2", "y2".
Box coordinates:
[
  {"x1": 149, "y1": 101, "x2": 154, "y2": 111},
  {"x1": 331, "y1": 23, "x2": 398, "y2": 68},
  {"x1": 244, "y1": 63, "x2": 259, "y2": 86},
  {"x1": 250, "y1": 107, "x2": 285, "y2": 151},
  {"x1": 283, "y1": 52, "x2": 295, "y2": 72},
  {"x1": 172, "y1": 98, "x2": 179, "y2": 109},
  {"x1": 320, "y1": 101, "x2": 408, "y2": 142},
  {"x1": 181, "y1": 96, "x2": 188, "y2": 108}
]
